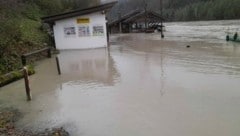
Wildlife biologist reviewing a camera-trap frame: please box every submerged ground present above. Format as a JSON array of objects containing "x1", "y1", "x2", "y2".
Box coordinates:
[{"x1": 1, "y1": 20, "x2": 240, "y2": 136}]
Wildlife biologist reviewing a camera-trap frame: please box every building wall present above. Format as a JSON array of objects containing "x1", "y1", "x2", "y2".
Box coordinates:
[{"x1": 53, "y1": 12, "x2": 108, "y2": 50}]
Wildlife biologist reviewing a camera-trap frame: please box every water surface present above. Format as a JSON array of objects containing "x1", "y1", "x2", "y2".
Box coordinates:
[{"x1": 1, "y1": 20, "x2": 240, "y2": 136}]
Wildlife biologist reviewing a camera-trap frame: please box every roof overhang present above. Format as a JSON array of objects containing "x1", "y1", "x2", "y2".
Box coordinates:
[
  {"x1": 108, "y1": 9, "x2": 142, "y2": 25},
  {"x1": 41, "y1": 1, "x2": 117, "y2": 24},
  {"x1": 124, "y1": 11, "x2": 165, "y2": 23}
]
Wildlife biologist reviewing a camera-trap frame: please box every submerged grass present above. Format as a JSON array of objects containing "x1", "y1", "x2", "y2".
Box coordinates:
[
  {"x1": 0, "y1": 108, "x2": 69, "y2": 136},
  {"x1": 0, "y1": 65, "x2": 35, "y2": 87}
]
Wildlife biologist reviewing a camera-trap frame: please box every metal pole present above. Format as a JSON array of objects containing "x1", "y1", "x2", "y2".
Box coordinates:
[
  {"x1": 144, "y1": 0, "x2": 147, "y2": 32},
  {"x1": 160, "y1": 0, "x2": 164, "y2": 38},
  {"x1": 56, "y1": 57, "x2": 61, "y2": 75},
  {"x1": 118, "y1": 11, "x2": 122, "y2": 33},
  {"x1": 23, "y1": 67, "x2": 32, "y2": 101}
]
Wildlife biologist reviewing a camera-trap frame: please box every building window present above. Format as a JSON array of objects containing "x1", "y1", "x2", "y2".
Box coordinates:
[
  {"x1": 64, "y1": 27, "x2": 76, "y2": 37},
  {"x1": 93, "y1": 25, "x2": 104, "y2": 36},
  {"x1": 78, "y1": 25, "x2": 90, "y2": 37}
]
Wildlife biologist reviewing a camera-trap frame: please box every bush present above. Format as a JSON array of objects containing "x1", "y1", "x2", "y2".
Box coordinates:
[{"x1": 19, "y1": 18, "x2": 50, "y2": 45}]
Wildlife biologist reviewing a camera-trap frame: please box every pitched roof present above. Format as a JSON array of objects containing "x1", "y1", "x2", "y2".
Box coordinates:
[
  {"x1": 123, "y1": 10, "x2": 165, "y2": 23},
  {"x1": 42, "y1": 1, "x2": 117, "y2": 24},
  {"x1": 108, "y1": 9, "x2": 142, "y2": 25}
]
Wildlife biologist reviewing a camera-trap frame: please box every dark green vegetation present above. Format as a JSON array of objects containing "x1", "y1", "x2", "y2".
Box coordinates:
[
  {"x1": 108, "y1": 0, "x2": 240, "y2": 21},
  {"x1": 0, "y1": 0, "x2": 100, "y2": 75},
  {"x1": 0, "y1": 65, "x2": 35, "y2": 87},
  {"x1": 0, "y1": 0, "x2": 48, "y2": 75},
  {"x1": 166, "y1": 0, "x2": 240, "y2": 21}
]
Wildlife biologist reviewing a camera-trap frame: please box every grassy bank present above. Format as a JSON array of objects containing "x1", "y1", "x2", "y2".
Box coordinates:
[
  {"x1": 0, "y1": 0, "x2": 103, "y2": 76},
  {"x1": 0, "y1": 65, "x2": 35, "y2": 87},
  {"x1": 0, "y1": 1, "x2": 52, "y2": 76}
]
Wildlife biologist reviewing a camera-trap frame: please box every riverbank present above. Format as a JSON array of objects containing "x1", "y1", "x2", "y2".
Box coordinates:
[
  {"x1": 0, "y1": 108, "x2": 69, "y2": 136},
  {"x1": 0, "y1": 46, "x2": 56, "y2": 87},
  {"x1": 0, "y1": 65, "x2": 35, "y2": 87}
]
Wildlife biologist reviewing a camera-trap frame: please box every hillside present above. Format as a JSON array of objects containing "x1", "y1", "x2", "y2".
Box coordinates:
[
  {"x1": 0, "y1": 0, "x2": 100, "y2": 75},
  {"x1": 108, "y1": 0, "x2": 240, "y2": 21}
]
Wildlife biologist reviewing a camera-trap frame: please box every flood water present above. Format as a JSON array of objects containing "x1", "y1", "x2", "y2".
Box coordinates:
[{"x1": 1, "y1": 20, "x2": 240, "y2": 136}]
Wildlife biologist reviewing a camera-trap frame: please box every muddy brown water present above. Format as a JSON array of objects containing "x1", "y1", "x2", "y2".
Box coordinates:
[{"x1": 1, "y1": 32, "x2": 240, "y2": 135}]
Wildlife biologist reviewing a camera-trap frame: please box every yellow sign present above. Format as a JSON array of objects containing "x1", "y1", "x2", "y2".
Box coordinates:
[{"x1": 77, "y1": 18, "x2": 90, "y2": 24}]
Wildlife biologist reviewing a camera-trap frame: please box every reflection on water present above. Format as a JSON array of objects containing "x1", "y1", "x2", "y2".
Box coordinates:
[
  {"x1": 0, "y1": 20, "x2": 240, "y2": 136},
  {"x1": 0, "y1": 48, "x2": 121, "y2": 133},
  {"x1": 58, "y1": 49, "x2": 119, "y2": 86},
  {"x1": 160, "y1": 49, "x2": 166, "y2": 96},
  {"x1": 117, "y1": 33, "x2": 240, "y2": 77}
]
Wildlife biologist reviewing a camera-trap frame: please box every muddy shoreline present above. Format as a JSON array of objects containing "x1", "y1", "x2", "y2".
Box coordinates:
[{"x1": 0, "y1": 108, "x2": 69, "y2": 136}]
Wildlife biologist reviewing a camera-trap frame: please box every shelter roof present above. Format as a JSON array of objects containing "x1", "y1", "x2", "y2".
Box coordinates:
[
  {"x1": 123, "y1": 10, "x2": 165, "y2": 23},
  {"x1": 108, "y1": 9, "x2": 142, "y2": 25},
  {"x1": 42, "y1": 1, "x2": 117, "y2": 24}
]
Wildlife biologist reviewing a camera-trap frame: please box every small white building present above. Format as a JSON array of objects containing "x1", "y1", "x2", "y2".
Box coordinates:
[{"x1": 42, "y1": 2, "x2": 117, "y2": 50}]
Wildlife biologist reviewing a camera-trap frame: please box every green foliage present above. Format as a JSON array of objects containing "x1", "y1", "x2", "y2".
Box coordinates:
[
  {"x1": 0, "y1": 18, "x2": 22, "y2": 58},
  {"x1": 0, "y1": 0, "x2": 55, "y2": 75},
  {"x1": 0, "y1": 65, "x2": 35, "y2": 87},
  {"x1": 60, "y1": 0, "x2": 100, "y2": 9},
  {"x1": 170, "y1": 0, "x2": 240, "y2": 21},
  {"x1": 0, "y1": 1, "x2": 24, "y2": 75},
  {"x1": 22, "y1": 3, "x2": 42, "y2": 21},
  {"x1": 19, "y1": 19, "x2": 49, "y2": 45},
  {"x1": 109, "y1": 0, "x2": 240, "y2": 21},
  {"x1": 27, "y1": 65, "x2": 35, "y2": 75},
  {"x1": 0, "y1": 16, "x2": 48, "y2": 74},
  {"x1": 34, "y1": 0, "x2": 64, "y2": 15}
]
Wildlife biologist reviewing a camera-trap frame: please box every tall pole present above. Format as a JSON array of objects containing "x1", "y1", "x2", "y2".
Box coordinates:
[
  {"x1": 143, "y1": 0, "x2": 147, "y2": 32},
  {"x1": 118, "y1": 11, "x2": 122, "y2": 33},
  {"x1": 160, "y1": 0, "x2": 164, "y2": 38}
]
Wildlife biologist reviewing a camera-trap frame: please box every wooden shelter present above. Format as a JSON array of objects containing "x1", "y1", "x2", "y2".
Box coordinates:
[
  {"x1": 108, "y1": 10, "x2": 141, "y2": 33},
  {"x1": 108, "y1": 10, "x2": 164, "y2": 33}
]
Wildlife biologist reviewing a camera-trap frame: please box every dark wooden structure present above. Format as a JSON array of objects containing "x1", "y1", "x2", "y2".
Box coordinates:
[
  {"x1": 108, "y1": 10, "x2": 164, "y2": 33},
  {"x1": 21, "y1": 47, "x2": 51, "y2": 66},
  {"x1": 108, "y1": 10, "x2": 141, "y2": 33}
]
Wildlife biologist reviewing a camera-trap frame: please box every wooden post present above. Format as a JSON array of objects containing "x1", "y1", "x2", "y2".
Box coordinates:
[
  {"x1": 21, "y1": 56, "x2": 26, "y2": 66},
  {"x1": 23, "y1": 67, "x2": 32, "y2": 101},
  {"x1": 106, "y1": 22, "x2": 110, "y2": 47},
  {"x1": 56, "y1": 57, "x2": 61, "y2": 75},
  {"x1": 47, "y1": 48, "x2": 52, "y2": 58}
]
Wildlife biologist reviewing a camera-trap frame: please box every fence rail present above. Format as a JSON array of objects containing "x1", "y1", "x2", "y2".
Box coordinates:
[{"x1": 21, "y1": 47, "x2": 51, "y2": 66}]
